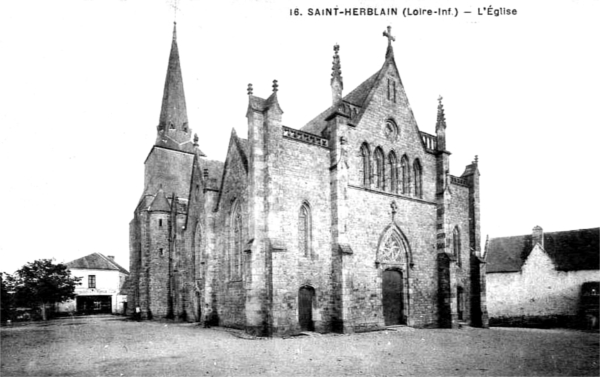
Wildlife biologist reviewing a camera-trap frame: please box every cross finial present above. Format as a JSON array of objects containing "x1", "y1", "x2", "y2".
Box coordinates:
[{"x1": 383, "y1": 26, "x2": 395, "y2": 46}]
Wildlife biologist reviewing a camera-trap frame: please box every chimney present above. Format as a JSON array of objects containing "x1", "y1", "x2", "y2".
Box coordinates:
[
  {"x1": 532, "y1": 226, "x2": 544, "y2": 248},
  {"x1": 107, "y1": 255, "x2": 115, "y2": 261}
]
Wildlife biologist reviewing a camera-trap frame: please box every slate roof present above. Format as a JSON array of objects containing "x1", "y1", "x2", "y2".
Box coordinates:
[
  {"x1": 486, "y1": 227, "x2": 599, "y2": 273},
  {"x1": 148, "y1": 189, "x2": 171, "y2": 212},
  {"x1": 301, "y1": 72, "x2": 379, "y2": 136},
  {"x1": 66, "y1": 253, "x2": 129, "y2": 274}
]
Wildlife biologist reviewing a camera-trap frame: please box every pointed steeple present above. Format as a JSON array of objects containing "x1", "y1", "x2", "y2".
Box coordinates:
[
  {"x1": 331, "y1": 44, "x2": 343, "y2": 105},
  {"x1": 156, "y1": 22, "x2": 191, "y2": 148},
  {"x1": 383, "y1": 26, "x2": 395, "y2": 60},
  {"x1": 436, "y1": 96, "x2": 447, "y2": 151}
]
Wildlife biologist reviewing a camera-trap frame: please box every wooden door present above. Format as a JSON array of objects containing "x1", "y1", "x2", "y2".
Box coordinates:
[
  {"x1": 298, "y1": 287, "x2": 315, "y2": 331},
  {"x1": 382, "y1": 270, "x2": 404, "y2": 326}
]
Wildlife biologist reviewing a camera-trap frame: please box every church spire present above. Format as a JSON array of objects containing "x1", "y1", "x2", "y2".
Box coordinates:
[
  {"x1": 383, "y1": 26, "x2": 395, "y2": 60},
  {"x1": 331, "y1": 44, "x2": 343, "y2": 105},
  {"x1": 156, "y1": 22, "x2": 191, "y2": 148}
]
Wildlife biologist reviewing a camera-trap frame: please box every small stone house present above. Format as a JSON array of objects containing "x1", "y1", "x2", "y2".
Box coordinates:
[
  {"x1": 58, "y1": 253, "x2": 129, "y2": 315},
  {"x1": 486, "y1": 226, "x2": 599, "y2": 327}
]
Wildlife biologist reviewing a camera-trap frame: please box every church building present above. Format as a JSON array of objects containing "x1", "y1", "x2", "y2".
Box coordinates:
[{"x1": 127, "y1": 24, "x2": 489, "y2": 336}]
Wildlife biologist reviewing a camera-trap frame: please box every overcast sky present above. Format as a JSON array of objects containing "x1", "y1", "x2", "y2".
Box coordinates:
[{"x1": 1, "y1": 0, "x2": 598, "y2": 274}]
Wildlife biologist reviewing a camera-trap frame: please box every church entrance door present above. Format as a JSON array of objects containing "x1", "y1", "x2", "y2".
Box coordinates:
[
  {"x1": 298, "y1": 286, "x2": 315, "y2": 331},
  {"x1": 382, "y1": 270, "x2": 404, "y2": 326}
]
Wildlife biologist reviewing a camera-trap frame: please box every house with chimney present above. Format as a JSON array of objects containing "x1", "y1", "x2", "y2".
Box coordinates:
[
  {"x1": 57, "y1": 253, "x2": 129, "y2": 315},
  {"x1": 486, "y1": 226, "x2": 599, "y2": 328}
]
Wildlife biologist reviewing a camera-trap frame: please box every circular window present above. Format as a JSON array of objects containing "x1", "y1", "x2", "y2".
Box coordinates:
[{"x1": 384, "y1": 120, "x2": 398, "y2": 141}]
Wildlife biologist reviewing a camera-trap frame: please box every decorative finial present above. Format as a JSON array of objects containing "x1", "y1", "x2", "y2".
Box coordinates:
[
  {"x1": 193, "y1": 133, "x2": 199, "y2": 146},
  {"x1": 331, "y1": 44, "x2": 342, "y2": 83},
  {"x1": 383, "y1": 26, "x2": 395, "y2": 46},
  {"x1": 474, "y1": 155, "x2": 479, "y2": 164},
  {"x1": 247, "y1": 83, "x2": 253, "y2": 96},
  {"x1": 436, "y1": 95, "x2": 446, "y2": 130},
  {"x1": 272, "y1": 80, "x2": 278, "y2": 92}
]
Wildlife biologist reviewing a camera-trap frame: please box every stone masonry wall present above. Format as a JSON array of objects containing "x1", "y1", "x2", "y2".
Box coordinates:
[
  {"x1": 341, "y1": 62, "x2": 441, "y2": 329},
  {"x1": 212, "y1": 141, "x2": 248, "y2": 329},
  {"x1": 447, "y1": 183, "x2": 472, "y2": 323},
  {"x1": 144, "y1": 147, "x2": 194, "y2": 198},
  {"x1": 269, "y1": 137, "x2": 332, "y2": 335},
  {"x1": 487, "y1": 245, "x2": 600, "y2": 319}
]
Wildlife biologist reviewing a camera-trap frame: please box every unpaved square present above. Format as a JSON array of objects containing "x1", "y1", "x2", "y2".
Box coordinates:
[{"x1": 1, "y1": 316, "x2": 598, "y2": 376}]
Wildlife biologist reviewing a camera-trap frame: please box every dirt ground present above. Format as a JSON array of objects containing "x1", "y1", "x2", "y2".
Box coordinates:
[{"x1": 1, "y1": 315, "x2": 598, "y2": 377}]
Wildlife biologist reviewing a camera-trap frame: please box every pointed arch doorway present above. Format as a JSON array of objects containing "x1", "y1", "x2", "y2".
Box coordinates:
[{"x1": 377, "y1": 225, "x2": 412, "y2": 326}]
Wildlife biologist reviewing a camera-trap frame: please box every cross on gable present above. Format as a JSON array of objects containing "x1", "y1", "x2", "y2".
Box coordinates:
[{"x1": 383, "y1": 26, "x2": 395, "y2": 46}]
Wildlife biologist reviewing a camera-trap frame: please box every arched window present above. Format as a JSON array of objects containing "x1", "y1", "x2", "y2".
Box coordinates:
[
  {"x1": 298, "y1": 202, "x2": 311, "y2": 257},
  {"x1": 413, "y1": 159, "x2": 423, "y2": 198},
  {"x1": 453, "y1": 227, "x2": 461, "y2": 267},
  {"x1": 374, "y1": 147, "x2": 385, "y2": 190},
  {"x1": 401, "y1": 155, "x2": 410, "y2": 195},
  {"x1": 230, "y1": 201, "x2": 243, "y2": 280},
  {"x1": 359, "y1": 143, "x2": 370, "y2": 187},
  {"x1": 388, "y1": 151, "x2": 398, "y2": 193}
]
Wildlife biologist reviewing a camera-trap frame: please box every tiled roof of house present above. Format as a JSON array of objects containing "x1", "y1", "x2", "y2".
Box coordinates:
[
  {"x1": 486, "y1": 227, "x2": 599, "y2": 273},
  {"x1": 66, "y1": 253, "x2": 129, "y2": 275}
]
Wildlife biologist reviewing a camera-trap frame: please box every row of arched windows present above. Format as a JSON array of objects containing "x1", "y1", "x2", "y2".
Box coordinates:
[{"x1": 360, "y1": 143, "x2": 423, "y2": 198}]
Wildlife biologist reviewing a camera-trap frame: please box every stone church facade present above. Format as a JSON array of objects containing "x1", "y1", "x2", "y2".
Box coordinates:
[{"x1": 128, "y1": 24, "x2": 489, "y2": 336}]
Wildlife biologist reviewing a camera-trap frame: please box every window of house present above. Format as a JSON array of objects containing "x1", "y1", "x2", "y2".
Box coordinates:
[
  {"x1": 159, "y1": 219, "x2": 163, "y2": 227},
  {"x1": 88, "y1": 275, "x2": 96, "y2": 289},
  {"x1": 299, "y1": 203, "x2": 312, "y2": 257}
]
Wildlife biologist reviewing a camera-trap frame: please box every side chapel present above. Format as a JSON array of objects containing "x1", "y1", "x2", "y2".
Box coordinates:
[{"x1": 127, "y1": 24, "x2": 489, "y2": 336}]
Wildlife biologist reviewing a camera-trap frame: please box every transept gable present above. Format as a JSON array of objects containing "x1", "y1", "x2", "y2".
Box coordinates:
[{"x1": 214, "y1": 129, "x2": 249, "y2": 212}]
